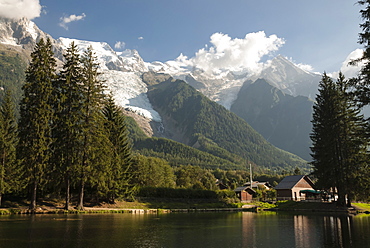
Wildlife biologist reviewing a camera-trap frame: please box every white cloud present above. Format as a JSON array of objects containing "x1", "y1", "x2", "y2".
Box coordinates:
[
  {"x1": 286, "y1": 57, "x2": 315, "y2": 72},
  {"x1": 296, "y1": 63, "x2": 314, "y2": 72},
  {"x1": 332, "y1": 49, "x2": 364, "y2": 79},
  {"x1": 138, "y1": 37, "x2": 144, "y2": 40},
  {"x1": 177, "y1": 31, "x2": 284, "y2": 75},
  {"x1": 114, "y1": 41, "x2": 126, "y2": 50},
  {"x1": 59, "y1": 13, "x2": 86, "y2": 30},
  {"x1": 0, "y1": 0, "x2": 42, "y2": 20}
]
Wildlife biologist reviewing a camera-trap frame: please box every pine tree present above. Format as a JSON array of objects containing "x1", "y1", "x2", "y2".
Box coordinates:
[
  {"x1": 310, "y1": 73, "x2": 368, "y2": 207},
  {"x1": 18, "y1": 38, "x2": 56, "y2": 210},
  {"x1": 76, "y1": 46, "x2": 108, "y2": 210},
  {"x1": 0, "y1": 89, "x2": 20, "y2": 206},
  {"x1": 103, "y1": 96, "x2": 135, "y2": 202},
  {"x1": 51, "y1": 42, "x2": 84, "y2": 210},
  {"x1": 351, "y1": 1, "x2": 370, "y2": 105}
]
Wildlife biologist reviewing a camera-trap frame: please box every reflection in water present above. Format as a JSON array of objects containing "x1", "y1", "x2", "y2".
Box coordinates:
[
  {"x1": 294, "y1": 215, "x2": 311, "y2": 248},
  {"x1": 322, "y1": 215, "x2": 356, "y2": 248},
  {"x1": 241, "y1": 212, "x2": 256, "y2": 248},
  {"x1": 240, "y1": 212, "x2": 368, "y2": 248},
  {"x1": 0, "y1": 212, "x2": 369, "y2": 247}
]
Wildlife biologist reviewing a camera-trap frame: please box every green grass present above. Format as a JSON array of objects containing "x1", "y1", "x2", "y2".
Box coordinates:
[{"x1": 352, "y1": 203, "x2": 370, "y2": 211}]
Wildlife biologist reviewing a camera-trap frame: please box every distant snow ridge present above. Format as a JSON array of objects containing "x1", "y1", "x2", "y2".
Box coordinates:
[
  {"x1": 58, "y1": 37, "x2": 148, "y2": 72},
  {"x1": 58, "y1": 37, "x2": 160, "y2": 121}
]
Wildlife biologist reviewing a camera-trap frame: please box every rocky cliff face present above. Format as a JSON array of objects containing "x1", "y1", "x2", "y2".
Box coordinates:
[{"x1": 0, "y1": 17, "x2": 64, "y2": 63}]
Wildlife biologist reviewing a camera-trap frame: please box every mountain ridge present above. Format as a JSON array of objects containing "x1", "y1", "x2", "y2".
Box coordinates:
[{"x1": 0, "y1": 17, "x2": 315, "y2": 165}]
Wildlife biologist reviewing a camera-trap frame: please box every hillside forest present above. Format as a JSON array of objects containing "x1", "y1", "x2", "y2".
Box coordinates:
[
  {"x1": 0, "y1": 38, "x2": 293, "y2": 211},
  {"x1": 1, "y1": 0, "x2": 370, "y2": 210}
]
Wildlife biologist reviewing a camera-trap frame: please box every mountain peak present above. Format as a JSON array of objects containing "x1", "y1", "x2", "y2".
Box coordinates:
[
  {"x1": 0, "y1": 17, "x2": 53, "y2": 50},
  {"x1": 57, "y1": 37, "x2": 148, "y2": 72},
  {"x1": 255, "y1": 55, "x2": 321, "y2": 98}
]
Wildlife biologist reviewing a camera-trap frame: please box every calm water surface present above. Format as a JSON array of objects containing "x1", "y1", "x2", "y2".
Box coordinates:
[{"x1": 0, "y1": 211, "x2": 369, "y2": 248}]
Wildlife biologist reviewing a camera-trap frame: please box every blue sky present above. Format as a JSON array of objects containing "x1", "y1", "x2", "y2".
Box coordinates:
[{"x1": 2, "y1": 0, "x2": 364, "y2": 73}]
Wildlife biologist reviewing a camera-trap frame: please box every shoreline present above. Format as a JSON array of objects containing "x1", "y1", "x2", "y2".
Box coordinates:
[
  {"x1": 0, "y1": 207, "x2": 254, "y2": 215},
  {"x1": 0, "y1": 206, "x2": 367, "y2": 215},
  {"x1": 0, "y1": 201, "x2": 368, "y2": 215}
]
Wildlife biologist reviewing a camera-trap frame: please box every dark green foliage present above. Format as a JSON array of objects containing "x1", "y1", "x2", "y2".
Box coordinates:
[
  {"x1": 125, "y1": 113, "x2": 244, "y2": 170},
  {"x1": 146, "y1": 77, "x2": 308, "y2": 171},
  {"x1": 18, "y1": 38, "x2": 56, "y2": 210},
  {"x1": 134, "y1": 137, "x2": 243, "y2": 170},
  {"x1": 137, "y1": 186, "x2": 220, "y2": 199},
  {"x1": 76, "y1": 46, "x2": 109, "y2": 210},
  {"x1": 212, "y1": 169, "x2": 250, "y2": 189},
  {"x1": 192, "y1": 133, "x2": 246, "y2": 165},
  {"x1": 130, "y1": 155, "x2": 176, "y2": 188},
  {"x1": 174, "y1": 165, "x2": 217, "y2": 190},
  {"x1": 310, "y1": 73, "x2": 369, "y2": 207},
  {"x1": 51, "y1": 42, "x2": 84, "y2": 210},
  {"x1": 0, "y1": 90, "x2": 21, "y2": 205},
  {"x1": 103, "y1": 96, "x2": 135, "y2": 201},
  {"x1": 351, "y1": 0, "x2": 370, "y2": 106},
  {"x1": 125, "y1": 116, "x2": 148, "y2": 141},
  {"x1": 0, "y1": 45, "x2": 27, "y2": 108}
]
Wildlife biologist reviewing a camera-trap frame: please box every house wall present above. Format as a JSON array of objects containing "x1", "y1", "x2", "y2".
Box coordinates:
[
  {"x1": 276, "y1": 189, "x2": 292, "y2": 201},
  {"x1": 295, "y1": 179, "x2": 313, "y2": 188},
  {"x1": 276, "y1": 177, "x2": 315, "y2": 201},
  {"x1": 241, "y1": 191, "x2": 253, "y2": 202}
]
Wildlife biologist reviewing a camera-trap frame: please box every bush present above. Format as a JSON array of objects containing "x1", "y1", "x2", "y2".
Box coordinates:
[{"x1": 137, "y1": 187, "x2": 219, "y2": 199}]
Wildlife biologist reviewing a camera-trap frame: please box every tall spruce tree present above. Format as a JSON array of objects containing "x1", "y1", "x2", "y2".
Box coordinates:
[
  {"x1": 0, "y1": 90, "x2": 20, "y2": 206},
  {"x1": 311, "y1": 73, "x2": 368, "y2": 207},
  {"x1": 51, "y1": 42, "x2": 84, "y2": 210},
  {"x1": 103, "y1": 96, "x2": 134, "y2": 202},
  {"x1": 351, "y1": 0, "x2": 370, "y2": 106},
  {"x1": 18, "y1": 38, "x2": 56, "y2": 210},
  {"x1": 76, "y1": 46, "x2": 108, "y2": 210}
]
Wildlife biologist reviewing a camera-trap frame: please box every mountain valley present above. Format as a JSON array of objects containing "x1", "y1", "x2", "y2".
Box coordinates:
[{"x1": 0, "y1": 17, "x2": 323, "y2": 171}]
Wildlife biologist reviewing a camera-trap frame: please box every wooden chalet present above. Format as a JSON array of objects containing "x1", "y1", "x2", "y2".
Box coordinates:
[
  {"x1": 275, "y1": 175, "x2": 316, "y2": 201},
  {"x1": 234, "y1": 186, "x2": 256, "y2": 202}
]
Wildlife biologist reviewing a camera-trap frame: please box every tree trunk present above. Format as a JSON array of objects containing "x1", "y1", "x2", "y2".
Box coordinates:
[
  {"x1": 77, "y1": 180, "x2": 84, "y2": 210},
  {"x1": 346, "y1": 194, "x2": 352, "y2": 207},
  {"x1": 337, "y1": 188, "x2": 346, "y2": 207},
  {"x1": 29, "y1": 180, "x2": 37, "y2": 211},
  {"x1": 64, "y1": 176, "x2": 70, "y2": 210}
]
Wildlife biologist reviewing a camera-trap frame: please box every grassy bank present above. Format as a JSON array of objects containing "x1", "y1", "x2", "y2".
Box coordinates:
[
  {"x1": 0, "y1": 197, "x2": 245, "y2": 215},
  {"x1": 273, "y1": 201, "x2": 370, "y2": 214},
  {"x1": 352, "y1": 203, "x2": 370, "y2": 213},
  {"x1": 1, "y1": 198, "x2": 369, "y2": 215}
]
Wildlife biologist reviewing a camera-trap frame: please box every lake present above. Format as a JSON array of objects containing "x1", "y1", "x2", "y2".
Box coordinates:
[{"x1": 0, "y1": 211, "x2": 369, "y2": 248}]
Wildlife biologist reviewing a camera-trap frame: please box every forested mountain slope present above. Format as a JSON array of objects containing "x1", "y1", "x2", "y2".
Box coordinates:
[
  {"x1": 142, "y1": 72, "x2": 308, "y2": 171},
  {"x1": 231, "y1": 79, "x2": 314, "y2": 160}
]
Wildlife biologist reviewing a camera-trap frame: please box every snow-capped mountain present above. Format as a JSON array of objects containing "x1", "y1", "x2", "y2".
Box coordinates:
[
  {"x1": 0, "y1": 17, "x2": 321, "y2": 119},
  {"x1": 0, "y1": 17, "x2": 324, "y2": 160},
  {"x1": 0, "y1": 17, "x2": 63, "y2": 59},
  {"x1": 56, "y1": 37, "x2": 161, "y2": 121},
  {"x1": 253, "y1": 55, "x2": 322, "y2": 99},
  {"x1": 147, "y1": 55, "x2": 321, "y2": 109},
  {"x1": 0, "y1": 17, "x2": 45, "y2": 48},
  {"x1": 57, "y1": 37, "x2": 148, "y2": 73}
]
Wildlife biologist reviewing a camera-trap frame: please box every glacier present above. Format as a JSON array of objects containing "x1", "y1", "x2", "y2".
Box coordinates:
[{"x1": 57, "y1": 37, "x2": 161, "y2": 121}]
